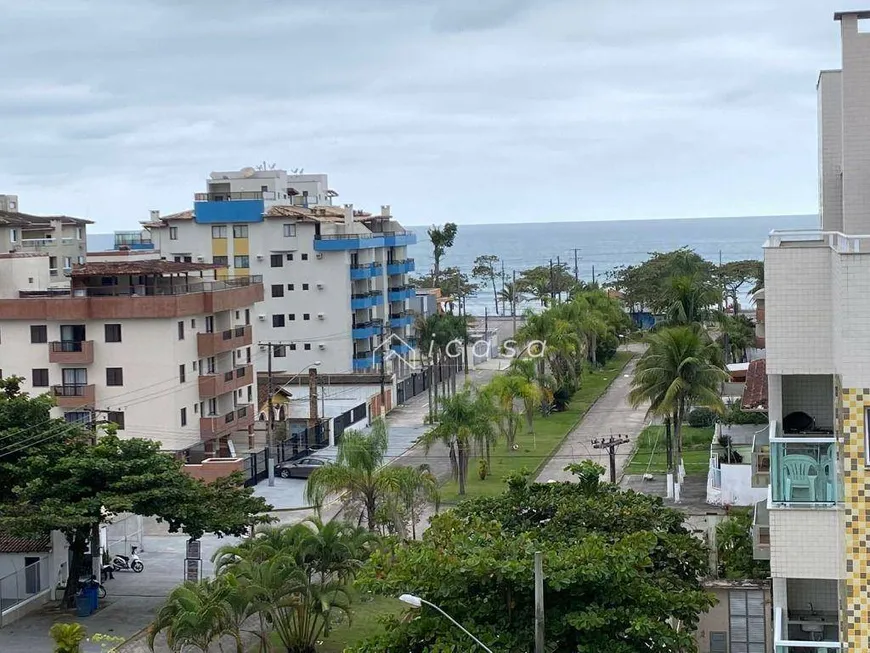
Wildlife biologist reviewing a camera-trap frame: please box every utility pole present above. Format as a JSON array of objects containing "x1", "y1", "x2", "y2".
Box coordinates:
[
  {"x1": 556, "y1": 255, "x2": 561, "y2": 303},
  {"x1": 259, "y1": 341, "x2": 291, "y2": 486},
  {"x1": 500, "y1": 260, "x2": 506, "y2": 317},
  {"x1": 534, "y1": 551, "x2": 545, "y2": 653},
  {"x1": 592, "y1": 265, "x2": 596, "y2": 286},
  {"x1": 548, "y1": 259, "x2": 554, "y2": 303},
  {"x1": 573, "y1": 248, "x2": 580, "y2": 283},
  {"x1": 592, "y1": 435, "x2": 631, "y2": 484}
]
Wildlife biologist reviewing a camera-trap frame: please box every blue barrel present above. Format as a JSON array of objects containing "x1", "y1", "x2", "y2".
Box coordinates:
[
  {"x1": 86, "y1": 585, "x2": 98, "y2": 611},
  {"x1": 76, "y1": 593, "x2": 92, "y2": 617}
]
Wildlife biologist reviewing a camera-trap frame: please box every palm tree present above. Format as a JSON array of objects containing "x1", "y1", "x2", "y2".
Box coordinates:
[
  {"x1": 148, "y1": 580, "x2": 233, "y2": 652},
  {"x1": 508, "y1": 357, "x2": 549, "y2": 430},
  {"x1": 628, "y1": 326, "x2": 727, "y2": 498},
  {"x1": 427, "y1": 222, "x2": 458, "y2": 287},
  {"x1": 662, "y1": 273, "x2": 720, "y2": 326},
  {"x1": 382, "y1": 464, "x2": 440, "y2": 539},
  {"x1": 422, "y1": 386, "x2": 496, "y2": 496},
  {"x1": 305, "y1": 419, "x2": 405, "y2": 531},
  {"x1": 498, "y1": 281, "x2": 523, "y2": 317},
  {"x1": 484, "y1": 373, "x2": 541, "y2": 450}
]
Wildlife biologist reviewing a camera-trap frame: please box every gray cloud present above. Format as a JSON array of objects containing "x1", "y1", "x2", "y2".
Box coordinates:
[{"x1": 0, "y1": 0, "x2": 846, "y2": 227}]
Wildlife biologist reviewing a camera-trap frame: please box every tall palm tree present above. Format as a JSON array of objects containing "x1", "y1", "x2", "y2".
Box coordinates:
[
  {"x1": 628, "y1": 326, "x2": 727, "y2": 497},
  {"x1": 381, "y1": 464, "x2": 440, "y2": 539},
  {"x1": 305, "y1": 419, "x2": 404, "y2": 531},
  {"x1": 498, "y1": 281, "x2": 523, "y2": 317},
  {"x1": 422, "y1": 386, "x2": 495, "y2": 496},
  {"x1": 426, "y1": 222, "x2": 458, "y2": 287},
  {"x1": 148, "y1": 580, "x2": 233, "y2": 652},
  {"x1": 484, "y1": 373, "x2": 541, "y2": 450},
  {"x1": 508, "y1": 357, "x2": 549, "y2": 430}
]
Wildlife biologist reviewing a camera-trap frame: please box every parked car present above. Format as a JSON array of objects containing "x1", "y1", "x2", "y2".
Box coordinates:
[{"x1": 274, "y1": 456, "x2": 332, "y2": 479}]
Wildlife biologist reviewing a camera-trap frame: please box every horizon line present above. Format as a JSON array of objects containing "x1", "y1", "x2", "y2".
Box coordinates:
[{"x1": 402, "y1": 212, "x2": 817, "y2": 228}]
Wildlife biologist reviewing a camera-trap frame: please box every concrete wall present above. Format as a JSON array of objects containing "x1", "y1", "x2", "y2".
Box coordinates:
[
  {"x1": 781, "y1": 374, "x2": 834, "y2": 429},
  {"x1": 769, "y1": 506, "x2": 844, "y2": 579},
  {"x1": 707, "y1": 463, "x2": 768, "y2": 506},
  {"x1": 840, "y1": 15, "x2": 870, "y2": 234},
  {"x1": 0, "y1": 255, "x2": 51, "y2": 298},
  {"x1": 819, "y1": 70, "x2": 844, "y2": 232},
  {"x1": 183, "y1": 457, "x2": 245, "y2": 482}
]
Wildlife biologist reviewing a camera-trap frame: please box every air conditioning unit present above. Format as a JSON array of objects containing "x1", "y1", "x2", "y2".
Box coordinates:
[
  {"x1": 196, "y1": 254, "x2": 204, "y2": 261},
  {"x1": 317, "y1": 312, "x2": 325, "y2": 320},
  {"x1": 259, "y1": 344, "x2": 267, "y2": 352},
  {"x1": 316, "y1": 282, "x2": 324, "y2": 289},
  {"x1": 316, "y1": 253, "x2": 324, "y2": 260},
  {"x1": 258, "y1": 314, "x2": 266, "y2": 321},
  {"x1": 256, "y1": 254, "x2": 264, "y2": 260},
  {"x1": 318, "y1": 343, "x2": 326, "y2": 350}
]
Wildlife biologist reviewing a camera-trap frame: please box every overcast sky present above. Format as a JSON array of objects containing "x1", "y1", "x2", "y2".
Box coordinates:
[{"x1": 0, "y1": 0, "x2": 846, "y2": 229}]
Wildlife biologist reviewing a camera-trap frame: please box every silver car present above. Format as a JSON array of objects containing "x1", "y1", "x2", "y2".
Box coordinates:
[{"x1": 274, "y1": 456, "x2": 331, "y2": 479}]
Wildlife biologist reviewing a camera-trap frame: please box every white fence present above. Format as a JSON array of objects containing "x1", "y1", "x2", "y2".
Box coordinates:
[
  {"x1": 103, "y1": 513, "x2": 144, "y2": 559},
  {"x1": 0, "y1": 557, "x2": 50, "y2": 625}
]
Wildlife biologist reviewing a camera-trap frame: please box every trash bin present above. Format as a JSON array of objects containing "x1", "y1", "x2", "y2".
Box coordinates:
[
  {"x1": 87, "y1": 585, "x2": 98, "y2": 611},
  {"x1": 76, "y1": 593, "x2": 93, "y2": 617}
]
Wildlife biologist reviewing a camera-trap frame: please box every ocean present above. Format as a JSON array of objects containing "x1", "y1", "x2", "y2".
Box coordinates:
[{"x1": 90, "y1": 214, "x2": 818, "y2": 315}]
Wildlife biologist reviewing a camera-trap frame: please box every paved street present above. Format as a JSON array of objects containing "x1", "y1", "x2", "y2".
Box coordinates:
[{"x1": 536, "y1": 345, "x2": 648, "y2": 484}]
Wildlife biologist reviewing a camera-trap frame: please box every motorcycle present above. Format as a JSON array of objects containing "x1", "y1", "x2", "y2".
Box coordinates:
[
  {"x1": 100, "y1": 563, "x2": 115, "y2": 582},
  {"x1": 78, "y1": 575, "x2": 107, "y2": 599},
  {"x1": 112, "y1": 545, "x2": 144, "y2": 573}
]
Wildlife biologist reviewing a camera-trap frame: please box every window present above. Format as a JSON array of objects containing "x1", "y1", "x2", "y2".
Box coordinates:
[
  {"x1": 9, "y1": 228, "x2": 17, "y2": 243},
  {"x1": 205, "y1": 316, "x2": 214, "y2": 333},
  {"x1": 286, "y1": 253, "x2": 294, "y2": 261},
  {"x1": 287, "y1": 283, "x2": 295, "y2": 291},
  {"x1": 245, "y1": 309, "x2": 250, "y2": 325},
  {"x1": 169, "y1": 226, "x2": 178, "y2": 240},
  {"x1": 232, "y1": 225, "x2": 248, "y2": 238},
  {"x1": 283, "y1": 224, "x2": 296, "y2": 237},
  {"x1": 303, "y1": 313, "x2": 310, "y2": 321},
  {"x1": 77, "y1": 256, "x2": 85, "y2": 264},
  {"x1": 246, "y1": 347, "x2": 251, "y2": 363},
  {"x1": 211, "y1": 226, "x2": 227, "y2": 239},
  {"x1": 180, "y1": 407, "x2": 187, "y2": 427},
  {"x1": 64, "y1": 257, "x2": 72, "y2": 269},
  {"x1": 63, "y1": 369, "x2": 86, "y2": 386},
  {"x1": 194, "y1": 403, "x2": 198, "y2": 414},
  {"x1": 234, "y1": 255, "x2": 250, "y2": 269},
  {"x1": 270, "y1": 254, "x2": 283, "y2": 268},
  {"x1": 207, "y1": 357, "x2": 215, "y2": 374},
  {"x1": 190, "y1": 318, "x2": 196, "y2": 328},
  {"x1": 274, "y1": 345, "x2": 286, "y2": 357},
  {"x1": 304, "y1": 343, "x2": 311, "y2": 351},
  {"x1": 177, "y1": 321, "x2": 185, "y2": 340},
  {"x1": 289, "y1": 343, "x2": 297, "y2": 351},
  {"x1": 179, "y1": 364, "x2": 186, "y2": 383},
  {"x1": 301, "y1": 253, "x2": 309, "y2": 261},
  {"x1": 106, "y1": 368, "x2": 124, "y2": 386},
  {"x1": 208, "y1": 398, "x2": 217, "y2": 415},
  {"x1": 76, "y1": 227, "x2": 83, "y2": 240},
  {"x1": 728, "y1": 590, "x2": 766, "y2": 653},
  {"x1": 261, "y1": 185, "x2": 268, "y2": 192},
  {"x1": 30, "y1": 325, "x2": 47, "y2": 343},
  {"x1": 104, "y1": 324, "x2": 122, "y2": 342},
  {"x1": 271, "y1": 284, "x2": 284, "y2": 298},
  {"x1": 213, "y1": 255, "x2": 228, "y2": 267},
  {"x1": 32, "y1": 369, "x2": 48, "y2": 387},
  {"x1": 192, "y1": 360, "x2": 198, "y2": 371},
  {"x1": 272, "y1": 314, "x2": 285, "y2": 328},
  {"x1": 247, "y1": 386, "x2": 253, "y2": 402},
  {"x1": 302, "y1": 283, "x2": 309, "y2": 291},
  {"x1": 64, "y1": 411, "x2": 91, "y2": 425},
  {"x1": 288, "y1": 313, "x2": 296, "y2": 321}
]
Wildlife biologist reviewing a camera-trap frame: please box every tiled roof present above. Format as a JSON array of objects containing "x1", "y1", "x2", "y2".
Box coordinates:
[
  {"x1": 0, "y1": 533, "x2": 50, "y2": 553},
  {"x1": 741, "y1": 358, "x2": 768, "y2": 412},
  {"x1": 71, "y1": 260, "x2": 221, "y2": 276},
  {"x1": 0, "y1": 210, "x2": 93, "y2": 226}
]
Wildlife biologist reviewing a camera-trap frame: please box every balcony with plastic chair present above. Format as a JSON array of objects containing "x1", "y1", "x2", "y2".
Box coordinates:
[{"x1": 770, "y1": 432, "x2": 840, "y2": 505}]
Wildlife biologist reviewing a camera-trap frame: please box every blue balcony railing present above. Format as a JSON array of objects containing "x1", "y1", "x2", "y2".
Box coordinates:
[
  {"x1": 314, "y1": 233, "x2": 386, "y2": 251},
  {"x1": 387, "y1": 258, "x2": 415, "y2": 275},
  {"x1": 351, "y1": 292, "x2": 384, "y2": 310},
  {"x1": 770, "y1": 428, "x2": 841, "y2": 504},
  {"x1": 353, "y1": 354, "x2": 382, "y2": 371},
  {"x1": 352, "y1": 321, "x2": 382, "y2": 339},
  {"x1": 391, "y1": 342, "x2": 414, "y2": 355},
  {"x1": 388, "y1": 286, "x2": 415, "y2": 302},
  {"x1": 383, "y1": 230, "x2": 417, "y2": 247},
  {"x1": 350, "y1": 262, "x2": 383, "y2": 280},
  {"x1": 389, "y1": 313, "x2": 414, "y2": 328}
]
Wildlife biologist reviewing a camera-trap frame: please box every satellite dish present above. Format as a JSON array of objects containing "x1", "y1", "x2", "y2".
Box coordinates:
[{"x1": 241, "y1": 167, "x2": 256, "y2": 178}]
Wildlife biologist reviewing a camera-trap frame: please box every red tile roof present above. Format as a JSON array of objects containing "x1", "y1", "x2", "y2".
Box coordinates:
[
  {"x1": 70, "y1": 261, "x2": 221, "y2": 276},
  {"x1": 742, "y1": 358, "x2": 768, "y2": 412},
  {"x1": 0, "y1": 533, "x2": 50, "y2": 553}
]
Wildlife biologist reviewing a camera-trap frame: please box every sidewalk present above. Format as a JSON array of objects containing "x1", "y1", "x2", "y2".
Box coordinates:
[{"x1": 536, "y1": 345, "x2": 648, "y2": 484}]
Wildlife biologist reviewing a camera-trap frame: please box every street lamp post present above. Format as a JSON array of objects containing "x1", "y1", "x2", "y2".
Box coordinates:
[{"x1": 399, "y1": 594, "x2": 494, "y2": 652}]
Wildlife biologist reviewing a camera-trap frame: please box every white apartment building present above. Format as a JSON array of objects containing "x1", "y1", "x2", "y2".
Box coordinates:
[
  {"x1": 144, "y1": 168, "x2": 417, "y2": 375},
  {"x1": 0, "y1": 203, "x2": 89, "y2": 283},
  {"x1": 751, "y1": 10, "x2": 870, "y2": 651},
  {"x1": 0, "y1": 255, "x2": 264, "y2": 457}
]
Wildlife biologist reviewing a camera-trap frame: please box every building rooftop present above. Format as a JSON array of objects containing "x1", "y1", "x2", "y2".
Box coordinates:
[
  {"x1": 0, "y1": 533, "x2": 50, "y2": 553},
  {"x1": 0, "y1": 210, "x2": 92, "y2": 226},
  {"x1": 834, "y1": 10, "x2": 870, "y2": 21},
  {"x1": 71, "y1": 260, "x2": 220, "y2": 276},
  {"x1": 742, "y1": 358, "x2": 768, "y2": 412}
]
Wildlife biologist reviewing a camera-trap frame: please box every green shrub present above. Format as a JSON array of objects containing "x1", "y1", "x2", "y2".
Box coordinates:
[
  {"x1": 722, "y1": 404, "x2": 768, "y2": 425},
  {"x1": 50, "y1": 623, "x2": 86, "y2": 653},
  {"x1": 477, "y1": 458, "x2": 488, "y2": 480},
  {"x1": 687, "y1": 407, "x2": 716, "y2": 428},
  {"x1": 595, "y1": 333, "x2": 619, "y2": 365}
]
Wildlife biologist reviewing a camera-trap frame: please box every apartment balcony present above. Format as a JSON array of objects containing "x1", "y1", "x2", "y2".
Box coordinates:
[
  {"x1": 197, "y1": 325, "x2": 252, "y2": 357},
  {"x1": 200, "y1": 404, "x2": 254, "y2": 440},
  {"x1": 752, "y1": 498, "x2": 770, "y2": 561},
  {"x1": 770, "y1": 427, "x2": 840, "y2": 504},
  {"x1": 193, "y1": 192, "x2": 265, "y2": 224},
  {"x1": 751, "y1": 422, "x2": 771, "y2": 488},
  {"x1": 388, "y1": 286, "x2": 415, "y2": 302},
  {"x1": 352, "y1": 321, "x2": 382, "y2": 340},
  {"x1": 387, "y1": 258, "x2": 415, "y2": 275},
  {"x1": 48, "y1": 340, "x2": 94, "y2": 364},
  {"x1": 382, "y1": 230, "x2": 417, "y2": 247},
  {"x1": 391, "y1": 341, "x2": 414, "y2": 355},
  {"x1": 314, "y1": 232, "x2": 386, "y2": 251},
  {"x1": 114, "y1": 231, "x2": 154, "y2": 251},
  {"x1": 774, "y1": 605, "x2": 842, "y2": 651},
  {"x1": 350, "y1": 262, "x2": 383, "y2": 280},
  {"x1": 353, "y1": 354, "x2": 382, "y2": 371},
  {"x1": 351, "y1": 291, "x2": 384, "y2": 310},
  {"x1": 198, "y1": 365, "x2": 253, "y2": 399},
  {"x1": 20, "y1": 237, "x2": 75, "y2": 250},
  {"x1": 389, "y1": 312, "x2": 414, "y2": 328},
  {"x1": 52, "y1": 384, "x2": 95, "y2": 408}
]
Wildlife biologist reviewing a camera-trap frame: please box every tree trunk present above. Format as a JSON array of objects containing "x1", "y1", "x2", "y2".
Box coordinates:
[
  {"x1": 365, "y1": 495, "x2": 377, "y2": 531},
  {"x1": 427, "y1": 363, "x2": 434, "y2": 421},
  {"x1": 432, "y1": 356, "x2": 439, "y2": 413},
  {"x1": 457, "y1": 441, "x2": 467, "y2": 496},
  {"x1": 434, "y1": 257, "x2": 441, "y2": 288},
  {"x1": 63, "y1": 529, "x2": 90, "y2": 607},
  {"x1": 485, "y1": 439, "x2": 491, "y2": 468},
  {"x1": 491, "y1": 274, "x2": 499, "y2": 316},
  {"x1": 448, "y1": 440, "x2": 458, "y2": 481}
]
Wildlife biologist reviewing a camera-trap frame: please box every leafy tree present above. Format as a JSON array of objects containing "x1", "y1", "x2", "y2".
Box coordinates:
[
  {"x1": 148, "y1": 580, "x2": 236, "y2": 652},
  {"x1": 484, "y1": 373, "x2": 541, "y2": 450},
  {"x1": 354, "y1": 464, "x2": 714, "y2": 652},
  {"x1": 472, "y1": 254, "x2": 503, "y2": 315},
  {"x1": 305, "y1": 418, "x2": 409, "y2": 531},
  {"x1": 517, "y1": 263, "x2": 578, "y2": 306},
  {"x1": 422, "y1": 386, "x2": 496, "y2": 496},
  {"x1": 718, "y1": 313, "x2": 756, "y2": 363},
  {"x1": 0, "y1": 383, "x2": 272, "y2": 607},
  {"x1": 426, "y1": 223, "x2": 458, "y2": 286},
  {"x1": 629, "y1": 326, "x2": 727, "y2": 493},
  {"x1": 716, "y1": 509, "x2": 770, "y2": 579},
  {"x1": 379, "y1": 464, "x2": 440, "y2": 540},
  {"x1": 717, "y1": 260, "x2": 763, "y2": 314},
  {"x1": 498, "y1": 280, "x2": 523, "y2": 317}
]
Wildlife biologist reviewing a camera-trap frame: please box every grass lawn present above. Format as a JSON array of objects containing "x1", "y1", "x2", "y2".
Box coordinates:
[
  {"x1": 316, "y1": 595, "x2": 404, "y2": 652},
  {"x1": 624, "y1": 424, "x2": 714, "y2": 476},
  {"x1": 439, "y1": 350, "x2": 635, "y2": 503}
]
